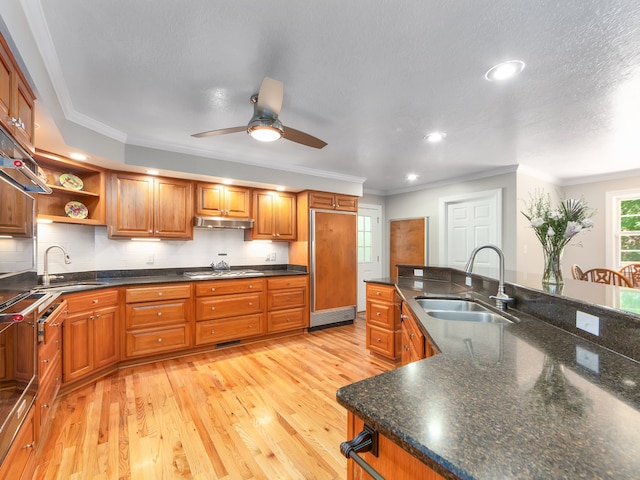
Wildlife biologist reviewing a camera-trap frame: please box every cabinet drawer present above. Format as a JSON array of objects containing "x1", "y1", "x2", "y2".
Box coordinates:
[
  {"x1": 268, "y1": 308, "x2": 306, "y2": 332},
  {"x1": 267, "y1": 275, "x2": 307, "y2": 290},
  {"x1": 195, "y1": 278, "x2": 265, "y2": 296},
  {"x1": 37, "y1": 355, "x2": 61, "y2": 428},
  {"x1": 0, "y1": 407, "x2": 35, "y2": 480},
  {"x1": 401, "y1": 304, "x2": 425, "y2": 357},
  {"x1": 65, "y1": 289, "x2": 118, "y2": 312},
  {"x1": 125, "y1": 300, "x2": 189, "y2": 329},
  {"x1": 125, "y1": 326, "x2": 190, "y2": 358},
  {"x1": 38, "y1": 338, "x2": 61, "y2": 381},
  {"x1": 196, "y1": 293, "x2": 264, "y2": 320},
  {"x1": 366, "y1": 324, "x2": 400, "y2": 359},
  {"x1": 267, "y1": 288, "x2": 306, "y2": 311},
  {"x1": 367, "y1": 301, "x2": 398, "y2": 329},
  {"x1": 366, "y1": 283, "x2": 397, "y2": 302},
  {"x1": 125, "y1": 284, "x2": 191, "y2": 303},
  {"x1": 195, "y1": 314, "x2": 264, "y2": 345}
]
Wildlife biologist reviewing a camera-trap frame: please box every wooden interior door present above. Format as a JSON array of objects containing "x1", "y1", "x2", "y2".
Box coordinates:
[{"x1": 389, "y1": 218, "x2": 427, "y2": 277}]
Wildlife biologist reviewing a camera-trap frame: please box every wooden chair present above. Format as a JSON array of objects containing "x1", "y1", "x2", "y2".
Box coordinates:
[
  {"x1": 581, "y1": 268, "x2": 633, "y2": 287},
  {"x1": 619, "y1": 263, "x2": 640, "y2": 287},
  {"x1": 571, "y1": 264, "x2": 585, "y2": 280}
]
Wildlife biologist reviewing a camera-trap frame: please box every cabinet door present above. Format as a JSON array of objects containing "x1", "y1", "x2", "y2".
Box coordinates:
[
  {"x1": 197, "y1": 183, "x2": 250, "y2": 218},
  {"x1": 0, "y1": 38, "x2": 12, "y2": 132},
  {"x1": 0, "y1": 407, "x2": 36, "y2": 480},
  {"x1": 0, "y1": 178, "x2": 30, "y2": 236},
  {"x1": 12, "y1": 73, "x2": 35, "y2": 151},
  {"x1": 154, "y1": 177, "x2": 193, "y2": 238},
  {"x1": 63, "y1": 312, "x2": 93, "y2": 383},
  {"x1": 308, "y1": 191, "x2": 336, "y2": 210},
  {"x1": 225, "y1": 185, "x2": 251, "y2": 218},
  {"x1": 109, "y1": 173, "x2": 154, "y2": 237},
  {"x1": 274, "y1": 192, "x2": 296, "y2": 239},
  {"x1": 252, "y1": 190, "x2": 277, "y2": 238},
  {"x1": 92, "y1": 305, "x2": 119, "y2": 370},
  {"x1": 335, "y1": 194, "x2": 358, "y2": 212}
]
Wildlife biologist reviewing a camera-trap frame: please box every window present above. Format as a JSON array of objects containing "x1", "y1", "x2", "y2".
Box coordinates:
[
  {"x1": 357, "y1": 214, "x2": 372, "y2": 263},
  {"x1": 615, "y1": 194, "x2": 640, "y2": 265}
]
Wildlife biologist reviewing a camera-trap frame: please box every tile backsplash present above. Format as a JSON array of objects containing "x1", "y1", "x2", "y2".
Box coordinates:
[{"x1": 36, "y1": 223, "x2": 289, "y2": 275}]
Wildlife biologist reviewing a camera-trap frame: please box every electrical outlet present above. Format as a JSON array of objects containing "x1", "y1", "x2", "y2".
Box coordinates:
[
  {"x1": 413, "y1": 280, "x2": 424, "y2": 289},
  {"x1": 576, "y1": 345, "x2": 600, "y2": 374},
  {"x1": 576, "y1": 311, "x2": 600, "y2": 336},
  {"x1": 414, "y1": 269, "x2": 424, "y2": 276},
  {"x1": 270, "y1": 251, "x2": 276, "y2": 261},
  {"x1": 465, "y1": 276, "x2": 472, "y2": 287},
  {"x1": 146, "y1": 254, "x2": 154, "y2": 264}
]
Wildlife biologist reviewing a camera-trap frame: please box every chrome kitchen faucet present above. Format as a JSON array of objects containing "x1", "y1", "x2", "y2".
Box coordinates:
[
  {"x1": 464, "y1": 244, "x2": 514, "y2": 310},
  {"x1": 43, "y1": 244, "x2": 72, "y2": 286}
]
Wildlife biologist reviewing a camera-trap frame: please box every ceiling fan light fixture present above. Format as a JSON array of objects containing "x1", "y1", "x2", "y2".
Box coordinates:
[{"x1": 247, "y1": 117, "x2": 284, "y2": 142}]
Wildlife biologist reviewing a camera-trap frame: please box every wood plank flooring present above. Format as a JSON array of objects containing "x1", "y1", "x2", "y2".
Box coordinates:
[{"x1": 34, "y1": 317, "x2": 393, "y2": 480}]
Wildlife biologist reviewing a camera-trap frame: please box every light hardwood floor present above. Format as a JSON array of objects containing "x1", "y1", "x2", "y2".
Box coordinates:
[{"x1": 34, "y1": 317, "x2": 393, "y2": 480}]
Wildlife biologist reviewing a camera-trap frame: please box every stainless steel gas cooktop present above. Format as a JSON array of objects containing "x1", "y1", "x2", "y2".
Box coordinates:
[{"x1": 183, "y1": 269, "x2": 265, "y2": 279}]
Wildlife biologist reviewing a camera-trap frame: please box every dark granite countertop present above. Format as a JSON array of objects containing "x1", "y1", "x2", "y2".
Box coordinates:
[
  {"x1": 36, "y1": 265, "x2": 307, "y2": 293},
  {"x1": 337, "y1": 274, "x2": 640, "y2": 479}
]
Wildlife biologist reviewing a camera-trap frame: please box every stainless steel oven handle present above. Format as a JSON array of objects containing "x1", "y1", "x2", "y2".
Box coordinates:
[{"x1": 0, "y1": 292, "x2": 58, "y2": 322}]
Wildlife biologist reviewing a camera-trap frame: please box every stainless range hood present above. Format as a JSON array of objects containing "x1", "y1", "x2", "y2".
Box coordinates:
[
  {"x1": 0, "y1": 126, "x2": 51, "y2": 194},
  {"x1": 194, "y1": 216, "x2": 254, "y2": 229}
]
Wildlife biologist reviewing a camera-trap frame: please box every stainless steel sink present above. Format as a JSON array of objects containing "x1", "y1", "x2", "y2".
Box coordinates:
[
  {"x1": 415, "y1": 298, "x2": 488, "y2": 312},
  {"x1": 426, "y1": 310, "x2": 512, "y2": 324}
]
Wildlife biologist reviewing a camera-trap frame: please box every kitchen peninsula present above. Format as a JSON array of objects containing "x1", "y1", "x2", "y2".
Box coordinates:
[{"x1": 338, "y1": 266, "x2": 640, "y2": 479}]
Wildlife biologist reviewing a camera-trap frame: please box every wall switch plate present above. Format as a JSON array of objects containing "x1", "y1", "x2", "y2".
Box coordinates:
[
  {"x1": 270, "y1": 251, "x2": 276, "y2": 261},
  {"x1": 576, "y1": 311, "x2": 600, "y2": 336},
  {"x1": 465, "y1": 276, "x2": 472, "y2": 287},
  {"x1": 576, "y1": 345, "x2": 600, "y2": 374},
  {"x1": 414, "y1": 269, "x2": 424, "y2": 276},
  {"x1": 146, "y1": 254, "x2": 154, "y2": 264}
]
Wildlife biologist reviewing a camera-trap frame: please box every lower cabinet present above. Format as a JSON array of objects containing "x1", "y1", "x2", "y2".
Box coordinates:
[
  {"x1": 124, "y1": 283, "x2": 192, "y2": 358},
  {"x1": 267, "y1": 276, "x2": 308, "y2": 332},
  {"x1": 63, "y1": 289, "x2": 120, "y2": 385},
  {"x1": 0, "y1": 407, "x2": 36, "y2": 480},
  {"x1": 365, "y1": 283, "x2": 401, "y2": 360},
  {"x1": 195, "y1": 278, "x2": 266, "y2": 345},
  {"x1": 347, "y1": 411, "x2": 446, "y2": 480}
]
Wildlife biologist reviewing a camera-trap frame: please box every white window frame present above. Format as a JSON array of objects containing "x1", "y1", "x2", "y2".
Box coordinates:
[{"x1": 605, "y1": 188, "x2": 640, "y2": 268}]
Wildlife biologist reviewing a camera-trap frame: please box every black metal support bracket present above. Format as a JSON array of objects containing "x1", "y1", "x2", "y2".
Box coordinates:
[{"x1": 340, "y1": 424, "x2": 383, "y2": 480}]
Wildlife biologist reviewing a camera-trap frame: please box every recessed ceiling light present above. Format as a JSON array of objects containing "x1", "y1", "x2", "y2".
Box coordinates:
[
  {"x1": 484, "y1": 60, "x2": 525, "y2": 81},
  {"x1": 425, "y1": 132, "x2": 446, "y2": 143},
  {"x1": 407, "y1": 174, "x2": 418, "y2": 181},
  {"x1": 146, "y1": 169, "x2": 159, "y2": 175},
  {"x1": 276, "y1": 186, "x2": 285, "y2": 191},
  {"x1": 222, "y1": 179, "x2": 233, "y2": 185},
  {"x1": 69, "y1": 153, "x2": 88, "y2": 161}
]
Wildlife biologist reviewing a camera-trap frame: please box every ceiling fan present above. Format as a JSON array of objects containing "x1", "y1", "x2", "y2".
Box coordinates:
[{"x1": 192, "y1": 77, "x2": 327, "y2": 149}]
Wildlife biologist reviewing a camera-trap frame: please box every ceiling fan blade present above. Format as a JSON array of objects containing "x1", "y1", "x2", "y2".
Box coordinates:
[
  {"x1": 282, "y1": 126, "x2": 327, "y2": 149},
  {"x1": 256, "y1": 77, "x2": 284, "y2": 117},
  {"x1": 191, "y1": 126, "x2": 246, "y2": 138}
]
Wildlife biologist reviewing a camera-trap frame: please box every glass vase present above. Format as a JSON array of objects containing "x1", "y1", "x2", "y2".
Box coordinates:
[{"x1": 542, "y1": 247, "x2": 564, "y2": 287}]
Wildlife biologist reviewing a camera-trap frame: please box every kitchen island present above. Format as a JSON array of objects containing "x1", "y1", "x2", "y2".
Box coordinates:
[{"x1": 337, "y1": 268, "x2": 640, "y2": 479}]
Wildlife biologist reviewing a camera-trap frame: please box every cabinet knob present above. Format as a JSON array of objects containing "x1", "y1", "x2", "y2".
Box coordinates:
[
  {"x1": 210, "y1": 306, "x2": 216, "y2": 311},
  {"x1": 23, "y1": 443, "x2": 34, "y2": 450},
  {"x1": 210, "y1": 287, "x2": 216, "y2": 292},
  {"x1": 155, "y1": 230, "x2": 159, "y2": 234},
  {"x1": 248, "y1": 302, "x2": 253, "y2": 306},
  {"x1": 376, "y1": 312, "x2": 381, "y2": 316},
  {"x1": 96, "y1": 314, "x2": 101, "y2": 319},
  {"x1": 409, "y1": 333, "x2": 415, "y2": 339},
  {"x1": 287, "y1": 318, "x2": 291, "y2": 322},
  {"x1": 400, "y1": 314, "x2": 408, "y2": 320},
  {"x1": 157, "y1": 312, "x2": 162, "y2": 316},
  {"x1": 89, "y1": 315, "x2": 95, "y2": 320},
  {"x1": 92, "y1": 299, "x2": 98, "y2": 304},
  {"x1": 376, "y1": 291, "x2": 381, "y2": 296},
  {"x1": 248, "y1": 324, "x2": 253, "y2": 328},
  {"x1": 42, "y1": 404, "x2": 50, "y2": 409},
  {"x1": 158, "y1": 292, "x2": 163, "y2": 296},
  {"x1": 51, "y1": 323, "x2": 61, "y2": 327},
  {"x1": 42, "y1": 359, "x2": 50, "y2": 364},
  {"x1": 376, "y1": 338, "x2": 382, "y2": 343},
  {"x1": 157, "y1": 338, "x2": 163, "y2": 343},
  {"x1": 210, "y1": 329, "x2": 215, "y2": 334},
  {"x1": 248, "y1": 285, "x2": 253, "y2": 289}
]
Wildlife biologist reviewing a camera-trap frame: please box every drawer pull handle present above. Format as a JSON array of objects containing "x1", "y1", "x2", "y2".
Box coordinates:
[
  {"x1": 249, "y1": 285, "x2": 253, "y2": 289},
  {"x1": 211, "y1": 287, "x2": 216, "y2": 292},
  {"x1": 400, "y1": 314, "x2": 408, "y2": 320},
  {"x1": 376, "y1": 338, "x2": 381, "y2": 343},
  {"x1": 376, "y1": 312, "x2": 381, "y2": 316},
  {"x1": 23, "y1": 443, "x2": 34, "y2": 450},
  {"x1": 409, "y1": 333, "x2": 415, "y2": 339},
  {"x1": 157, "y1": 338, "x2": 163, "y2": 343},
  {"x1": 376, "y1": 291, "x2": 381, "y2": 296},
  {"x1": 51, "y1": 323, "x2": 61, "y2": 327},
  {"x1": 42, "y1": 403, "x2": 50, "y2": 409},
  {"x1": 158, "y1": 292, "x2": 163, "y2": 296},
  {"x1": 157, "y1": 312, "x2": 162, "y2": 316},
  {"x1": 248, "y1": 302, "x2": 253, "y2": 306},
  {"x1": 211, "y1": 306, "x2": 216, "y2": 311}
]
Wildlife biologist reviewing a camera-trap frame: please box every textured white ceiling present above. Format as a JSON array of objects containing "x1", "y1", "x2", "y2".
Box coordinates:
[{"x1": 19, "y1": 0, "x2": 640, "y2": 193}]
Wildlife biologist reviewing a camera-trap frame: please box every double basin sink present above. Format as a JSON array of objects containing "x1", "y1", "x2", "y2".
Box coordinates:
[{"x1": 415, "y1": 298, "x2": 514, "y2": 324}]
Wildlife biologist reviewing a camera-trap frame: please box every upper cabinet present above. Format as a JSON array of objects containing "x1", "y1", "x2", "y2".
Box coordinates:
[
  {"x1": 308, "y1": 191, "x2": 358, "y2": 212},
  {"x1": 0, "y1": 33, "x2": 36, "y2": 152},
  {"x1": 0, "y1": 173, "x2": 30, "y2": 236},
  {"x1": 108, "y1": 172, "x2": 193, "y2": 239},
  {"x1": 34, "y1": 151, "x2": 107, "y2": 225},
  {"x1": 245, "y1": 190, "x2": 296, "y2": 241},
  {"x1": 195, "y1": 183, "x2": 251, "y2": 218}
]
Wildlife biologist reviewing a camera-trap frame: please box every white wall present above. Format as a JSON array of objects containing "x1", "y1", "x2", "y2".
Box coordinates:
[{"x1": 37, "y1": 224, "x2": 289, "y2": 276}]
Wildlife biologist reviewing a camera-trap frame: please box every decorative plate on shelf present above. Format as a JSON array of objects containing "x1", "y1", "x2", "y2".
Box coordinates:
[
  {"x1": 59, "y1": 173, "x2": 84, "y2": 190},
  {"x1": 64, "y1": 201, "x2": 88, "y2": 219},
  {"x1": 37, "y1": 166, "x2": 48, "y2": 184}
]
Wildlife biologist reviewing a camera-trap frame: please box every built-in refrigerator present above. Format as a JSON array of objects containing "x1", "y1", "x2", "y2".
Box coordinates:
[{"x1": 309, "y1": 209, "x2": 357, "y2": 328}]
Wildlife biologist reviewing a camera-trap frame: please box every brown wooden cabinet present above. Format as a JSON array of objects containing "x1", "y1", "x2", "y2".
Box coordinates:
[
  {"x1": 308, "y1": 191, "x2": 358, "y2": 212},
  {"x1": 365, "y1": 283, "x2": 401, "y2": 360},
  {"x1": 0, "y1": 33, "x2": 36, "y2": 152},
  {"x1": 124, "y1": 284, "x2": 192, "y2": 358},
  {"x1": 266, "y1": 276, "x2": 309, "y2": 333},
  {"x1": 0, "y1": 407, "x2": 36, "y2": 480},
  {"x1": 196, "y1": 182, "x2": 251, "y2": 218},
  {"x1": 347, "y1": 411, "x2": 446, "y2": 480},
  {"x1": 0, "y1": 173, "x2": 31, "y2": 236},
  {"x1": 195, "y1": 278, "x2": 266, "y2": 345},
  {"x1": 400, "y1": 302, "x2": 434, "y2": 365},
  {"x1": 34, "y1": 151, "x2": 107, "y2": 225},
  {"x1": 108, "y1": 172, "x2": 193, "y2": 239},
  {"x1": 36, "y1": 301, "x2": 66, "y2": 438},
  {"x1": 62, "y1": 289, "x2": 119, "y2": 385},
  {"x1": 245, "y1": 189, "x2": 296, "y2": 240}
]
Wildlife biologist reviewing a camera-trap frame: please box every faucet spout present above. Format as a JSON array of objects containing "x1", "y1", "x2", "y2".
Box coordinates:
[
  {"x1": 464, "y1": 244, "x2": 513, "y2": 310},
  {"x1": 43, "y1": 244, "x2": 72, "y2": 286}
]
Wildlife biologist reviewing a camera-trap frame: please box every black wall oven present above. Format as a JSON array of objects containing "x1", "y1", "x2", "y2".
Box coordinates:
[{"x1": 0, "y1": 125, "x2": 55, "y2": 463}]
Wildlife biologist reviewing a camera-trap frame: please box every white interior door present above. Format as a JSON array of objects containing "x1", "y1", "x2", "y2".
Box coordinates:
[
  {"x1": 357, "y1": 204, "x2": 382, "y2": 312},
  {"x1": 439, "y1": 189, "x2": 502, "y2": 276}
]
